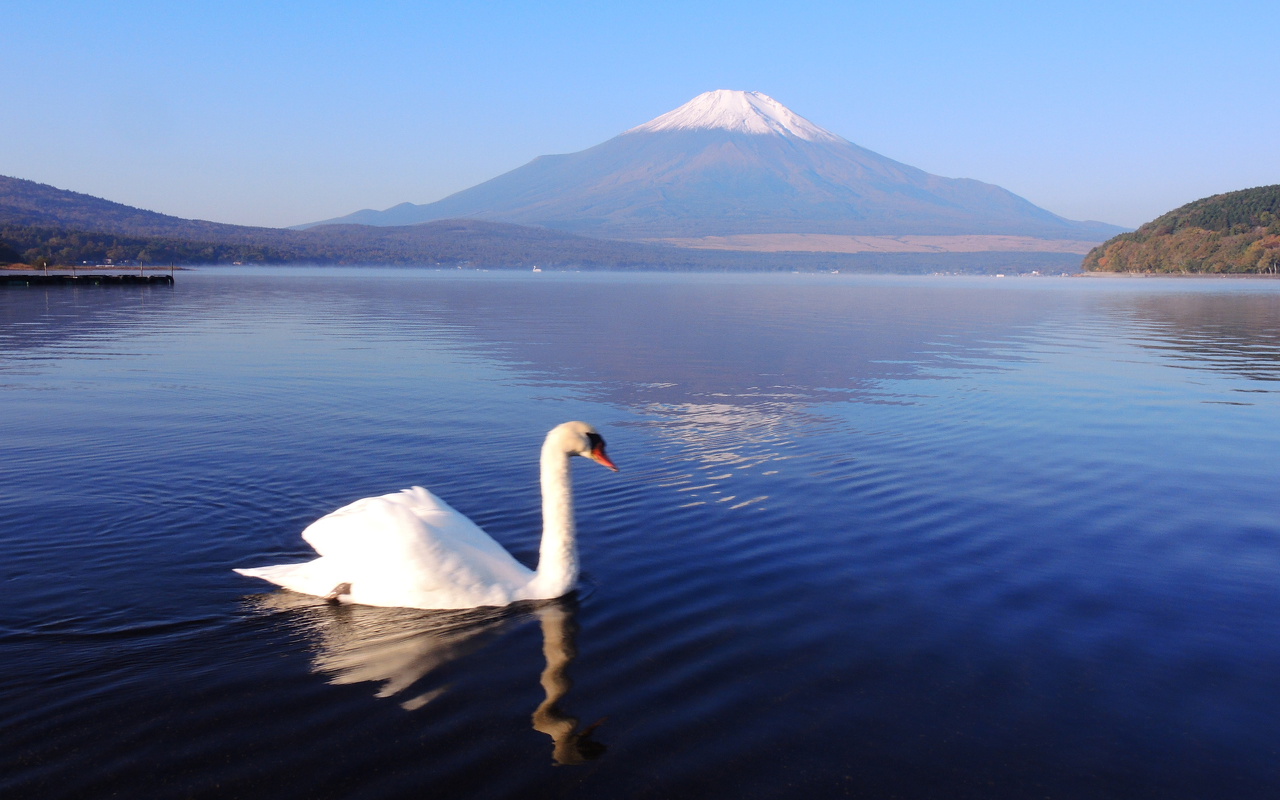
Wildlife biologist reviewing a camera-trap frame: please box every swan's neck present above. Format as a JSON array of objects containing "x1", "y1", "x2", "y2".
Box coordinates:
[{"x1": 529, "y1": 442, "x2": 577, "y2": 598}]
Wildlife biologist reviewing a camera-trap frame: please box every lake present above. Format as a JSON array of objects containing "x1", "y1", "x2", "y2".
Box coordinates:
[{"x1": 2, "y1": 268, "x2": 1278, "y2": 799}]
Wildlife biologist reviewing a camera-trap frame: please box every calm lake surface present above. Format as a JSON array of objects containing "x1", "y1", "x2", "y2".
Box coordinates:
[{"x1": 2, "y1": 268, "x2": 1278, "y2": 799}]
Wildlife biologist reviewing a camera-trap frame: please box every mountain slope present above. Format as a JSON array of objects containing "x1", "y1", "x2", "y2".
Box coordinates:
[
  {"x1": 309, "y1": 90, "x2": 1123, "y2": 241},
  {"x1": 0, "y1": 174, "x2": 281, "y2": 241},
  {"x1": 1083, "y1": 185, "x2": 1280, "y2": 273},
  {"x1": 1, "y1": 174, "x2": 1084, "y2": 272},
  {"x1": 0, "y1": 174, "x2": 706, "y2": 267}
]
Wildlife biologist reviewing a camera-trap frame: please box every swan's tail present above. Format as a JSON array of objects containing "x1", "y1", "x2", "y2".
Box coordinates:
[{"x1": 234, "y1": 559, "x2": 345, "y2": 599}]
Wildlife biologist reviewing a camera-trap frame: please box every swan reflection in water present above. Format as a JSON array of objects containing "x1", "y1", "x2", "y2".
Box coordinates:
[{"x1": 247, "y1": 592, "x2": 605, "y2": 764}]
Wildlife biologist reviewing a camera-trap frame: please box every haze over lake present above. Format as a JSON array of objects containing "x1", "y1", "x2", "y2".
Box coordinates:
[{"x1": 2, "y1": 269, "x2": 1278, "y2": 799}]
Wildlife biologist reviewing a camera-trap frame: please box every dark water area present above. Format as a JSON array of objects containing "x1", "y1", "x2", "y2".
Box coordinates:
[{"x1": 2, "y1": 268, "x2": 1278, "y2": 799}]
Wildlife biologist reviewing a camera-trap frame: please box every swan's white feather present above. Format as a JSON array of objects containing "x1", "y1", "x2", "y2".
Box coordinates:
[{"x1": 238, "y1": 487, "x2": 534, "y2": 609}]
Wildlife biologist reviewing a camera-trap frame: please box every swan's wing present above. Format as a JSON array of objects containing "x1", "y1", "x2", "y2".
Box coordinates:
[{"x1": 299, "y1": 487, "x2": 534, "y2": 608}]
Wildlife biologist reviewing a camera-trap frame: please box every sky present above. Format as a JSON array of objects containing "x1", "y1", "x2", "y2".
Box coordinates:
[{"x1": 4, "y1": 0, "x2": 1278, "y2": 230}]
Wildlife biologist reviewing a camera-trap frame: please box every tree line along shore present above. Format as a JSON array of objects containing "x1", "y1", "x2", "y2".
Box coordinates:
[{"x1": 1083, "y1": 185, "x2": 1280, "y2": 274}]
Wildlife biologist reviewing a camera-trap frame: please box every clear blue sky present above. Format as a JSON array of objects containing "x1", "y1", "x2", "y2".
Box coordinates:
[{"x1": 4, "y1": 0, "x2": 1277, "y2": 230}]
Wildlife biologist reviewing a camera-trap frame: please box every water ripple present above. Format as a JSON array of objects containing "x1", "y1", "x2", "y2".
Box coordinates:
[{"x1": 4, "y1": 272, "x2": 1280, "y2": 798}]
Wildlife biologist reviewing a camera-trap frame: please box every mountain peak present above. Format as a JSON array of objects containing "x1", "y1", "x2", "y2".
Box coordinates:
[
  {"x1": 626, "y1": 90, "x2": 844, "y2": 142},
  {"x1": 302, "y1": 90, "x2": 1125, "y2": 243}
]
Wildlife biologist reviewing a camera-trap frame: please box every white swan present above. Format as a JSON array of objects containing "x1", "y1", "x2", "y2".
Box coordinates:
[{"x1": 234, "y1": 421, "x2": 618, "y2": 610}]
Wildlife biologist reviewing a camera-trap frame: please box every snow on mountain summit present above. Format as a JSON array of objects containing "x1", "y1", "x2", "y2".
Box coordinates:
[{"x1": 626, "y1": 90, "x2": 844, "y2": 142}]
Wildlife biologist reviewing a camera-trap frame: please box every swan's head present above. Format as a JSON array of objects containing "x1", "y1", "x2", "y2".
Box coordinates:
[{"x1": 549, "y1": 421, "x2": 619, "y2": 472}]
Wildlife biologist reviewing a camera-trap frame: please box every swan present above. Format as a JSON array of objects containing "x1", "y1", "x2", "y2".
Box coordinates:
[{"x1": 234, "y1": 421, "x2": 618, "y2": 610}]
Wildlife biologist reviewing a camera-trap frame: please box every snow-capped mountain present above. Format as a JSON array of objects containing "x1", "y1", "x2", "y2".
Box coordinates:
[
  {"x1": 625, "y1": 90, "x2": 843, "y2": 142},
  {"x1": 305, "y1": 91, "x2": 1121, "y2": 241}
]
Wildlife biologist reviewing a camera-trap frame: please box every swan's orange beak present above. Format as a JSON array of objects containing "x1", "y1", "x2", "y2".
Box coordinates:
[{"x1": 590, "y1": 445, "x2": 619, "y2": 472}]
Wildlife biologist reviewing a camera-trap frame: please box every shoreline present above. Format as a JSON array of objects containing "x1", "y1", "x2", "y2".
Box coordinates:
[
  {"x1": 1077, "y1": 270, "x2": 1280, "y2": 279},
  {"x1": 5, "y1": 263, "x2": 1277, "y2": 278},
  {"x1": 2, "y1": 265, "x2": 192, "y2": 273}
]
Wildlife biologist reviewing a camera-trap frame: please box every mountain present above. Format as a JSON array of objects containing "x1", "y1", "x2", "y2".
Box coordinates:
[
  {"x1": 306, "y1": 90, "x2": 1124, "y2": 242},
  {"x1": 1083, "y1": 185, "x2": 1280, "y2": 273},
  {"x1": 0, "y1": 174, "x2": 278, "y2": 239},
  {"x1": 0, "y1": 174, "x2": 1085, "y2": 272},
  {"x1": 0, "y1": 174, "x2": 704, "y2": 267}
]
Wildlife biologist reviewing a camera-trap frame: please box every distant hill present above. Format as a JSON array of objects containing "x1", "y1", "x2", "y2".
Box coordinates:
[
  {"x1": 0, "y1": 174, "x2": 739, "y2": 268},
  {"x1": 1083, "y1": 185, "x2": 1280, "y2": 273},
  {"x1": 0, "y1": 174, "x2": 276, "y2": 240},
  {"x1": 307, "y1": 90, "x2": 1126, "y2": 243},
  {"x1": 0, "y1": 175, "x2": 1085, "y2": 273}
]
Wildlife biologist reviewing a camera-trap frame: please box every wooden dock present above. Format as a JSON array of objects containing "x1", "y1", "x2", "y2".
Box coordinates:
[{"x1": 2, "y1": 273, "x2": 175, "y2": 287}]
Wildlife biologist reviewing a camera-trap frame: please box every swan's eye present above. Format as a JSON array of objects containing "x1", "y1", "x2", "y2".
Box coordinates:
[{"x1": 586, "y1": 432, "x2": 605, "y2": 451}]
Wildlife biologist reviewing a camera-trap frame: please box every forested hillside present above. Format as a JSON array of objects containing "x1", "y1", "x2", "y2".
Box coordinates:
[{"x1": 1083, "y1": 185, "x2": 1280, "y2": 273}]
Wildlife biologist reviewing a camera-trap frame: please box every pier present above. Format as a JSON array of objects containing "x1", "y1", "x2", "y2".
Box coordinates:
[{"x1": 2, "y1": 273, "x2": 175, "y2": 287}]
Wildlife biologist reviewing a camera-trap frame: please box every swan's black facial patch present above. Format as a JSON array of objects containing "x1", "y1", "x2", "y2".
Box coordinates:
[{"x1": 586, "y1": 432, "x2": 605, "y2": 451}]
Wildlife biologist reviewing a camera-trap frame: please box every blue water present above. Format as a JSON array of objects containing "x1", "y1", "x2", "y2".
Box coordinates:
[{"x1": 2, "y1": 269, "x2": 1278, "y2": 799}]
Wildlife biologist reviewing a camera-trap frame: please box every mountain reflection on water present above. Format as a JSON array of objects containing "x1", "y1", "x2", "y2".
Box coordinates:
[
  {"x1": 352, "y1": 276, "x2": 1084, "y2": 513},
  {"x1": 10, "y1": 271, "x2": 1279, "y2": 395},
  {"x1": 394, "y1": 277, "x2": 1055, "y2": 404},
  {"x1": 1109, "y1": 291, "x2": 1280, "y2": 384}
]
